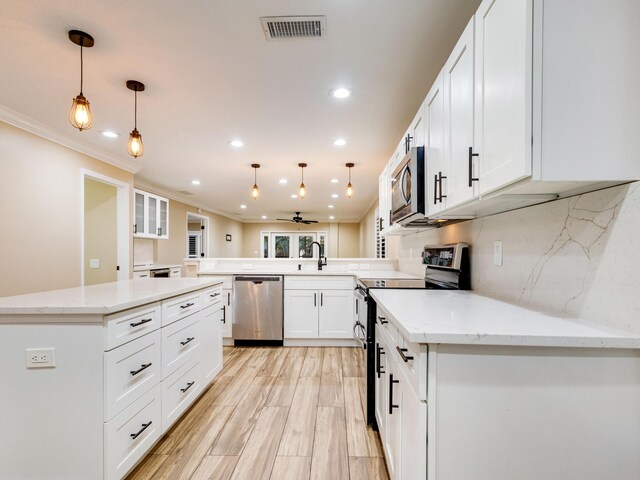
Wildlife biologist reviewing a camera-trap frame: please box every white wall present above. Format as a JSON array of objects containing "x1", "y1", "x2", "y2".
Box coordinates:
[{"x1": 393, "y1": 182, "x2": 640, "y2": 334}]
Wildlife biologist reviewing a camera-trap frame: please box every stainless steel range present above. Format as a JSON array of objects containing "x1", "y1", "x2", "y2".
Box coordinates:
[{"x1": 357, "y1": 243, "x2": 470, "y2": 428}]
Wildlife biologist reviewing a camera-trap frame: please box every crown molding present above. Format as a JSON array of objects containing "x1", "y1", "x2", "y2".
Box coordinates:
[
  {"x1": 134, "y1": 179, "x2": 244, "y2": 223},
  {"x1": 0, "y1": 104, "x2": 141, "y2": 174}
]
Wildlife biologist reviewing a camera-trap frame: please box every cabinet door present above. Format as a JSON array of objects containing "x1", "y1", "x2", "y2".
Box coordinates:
[
  {"x1": 425, "y1": 70, "x2": 447, "y2": 216},
  {"x1": 475, "y1": 0, "x2": 531, "y2": 194},
  {"x1": 318, "y1": 289, "x2": 353, "y2": 339},
  {"x1": 374, "y1": 327, "x2": 388, "y2": 442},
  {"x1": 411, "y1": 99, "x2": 426, "y2": 148},
  {"x1": 444, "y1": 17, "x2": 478, "y2": 209},
  {"x1": 201, "y1": 305, "x2": 223, "y2": 383},
  {"x1": 134, "y1": 191, "x2": 147, "y2": 236},
  {"x1": 158, "y1": 198, "x2": 169, "y2": 239},
  {"x1": 148, "y1": 195, "x2": 158, "y2": 237},
  {"x1": 222, "y1": 289, "x2": 233, "y2": 338},
  {"x1": 378, "y1": 168, "x2": 390, "y2": 231},
  {"x1": 284, "y1": 290, "x2": 318, "y2": 338},
  {"x1": 384, "y1": 353, "x2": 401, "y2": 479},
  {"x1": 399, "y1": 372, "x2": 427, "y2": 480}
]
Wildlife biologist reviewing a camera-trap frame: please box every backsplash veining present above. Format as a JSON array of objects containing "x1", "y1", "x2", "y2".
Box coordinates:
[{"x1": 393, "y1": 182, "x2": 640, "y2": 334}]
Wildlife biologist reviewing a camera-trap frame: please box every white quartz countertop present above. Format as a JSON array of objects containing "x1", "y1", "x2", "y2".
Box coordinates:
[
  {"x1": 0, "y1": 278, "x2": 221, "y2": 315},
  {"x1": 198, "y1": 270, "x2": 419, "y2": 280},
  {"x1": 370, "y1": 289, "x2": 640, "y2": 349},
  {"x1": 133, "y1": 264, "x2": 182, "y2": 272}
]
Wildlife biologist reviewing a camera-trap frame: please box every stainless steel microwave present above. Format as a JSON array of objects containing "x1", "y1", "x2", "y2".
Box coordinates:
[{"x1": 390, "y1": 146, "x2": 425, "y2": 225}]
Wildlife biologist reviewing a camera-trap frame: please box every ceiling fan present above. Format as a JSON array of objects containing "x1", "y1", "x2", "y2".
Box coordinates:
[{"x1": 276, "y1": 212, "x2": 319, "y2": 225}]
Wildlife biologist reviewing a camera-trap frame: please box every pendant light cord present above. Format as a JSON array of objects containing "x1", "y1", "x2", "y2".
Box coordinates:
[
  {"x1": 79, "y1": 45, "x2": 83, "y2": 95},
  {"x1": 134, "y1": 90, "x2": 138, "y2": 129}
]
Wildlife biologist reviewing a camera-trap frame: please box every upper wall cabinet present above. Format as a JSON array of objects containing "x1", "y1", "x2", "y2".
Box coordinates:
[{"x1": 134, "y1": 189, "x2": 169, "y2": 239}]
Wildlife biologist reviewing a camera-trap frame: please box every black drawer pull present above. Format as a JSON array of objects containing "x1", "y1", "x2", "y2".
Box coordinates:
[
  {"x1": 130, "y1": 363, "x2": 152, "y2": 376},
  {"x1": 130, "y1": 318, "x2": 152, "y2": 328},
  {"x1": 376, "y1": 343, "x2": 386, "y2": 378},
  {"x1": 180, "y1": 337, "x2": 195, "y2": 346},
  {"x1": 222, "y1": 306, "x2": 226, "y2": 324},
  {"x1": 389, "y1": 374, "x2": 399, "y2": 414},
  {"x1": 378, "y1": 316, "x2": 388, "y2": 325},
  {"x1": 130, "y1": 421, "x2": 152, "y2": 440},
  {"x1": 396, "y1": 346, "x2": 414, "y2": 362},
  {"x1": 180, "y1": 302, "x2": 195, "y2": 309},
  {"x1": 210, "y1": 292, "x2": 220, "y2": 298},
  {"x1": 180, "y1": 381, "x2": 195, "y2": 393}
]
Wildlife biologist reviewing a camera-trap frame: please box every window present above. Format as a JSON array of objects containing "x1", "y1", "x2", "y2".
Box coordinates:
[
  {"x1": 375, "y1": 209, "x2": 386, "y2": 259},
  {"x1": 261, "y1": 231, "x2": 328, "y2": 259}
]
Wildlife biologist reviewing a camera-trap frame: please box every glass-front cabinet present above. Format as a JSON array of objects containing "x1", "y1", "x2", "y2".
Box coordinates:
[{"x1": 133, "y1": 188, "x2": 169, "y2": 239}]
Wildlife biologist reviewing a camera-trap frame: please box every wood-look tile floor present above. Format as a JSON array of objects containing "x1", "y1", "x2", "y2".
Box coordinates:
[{"x1": 126, "y1": 346, "x2": 389, "y2": 480}]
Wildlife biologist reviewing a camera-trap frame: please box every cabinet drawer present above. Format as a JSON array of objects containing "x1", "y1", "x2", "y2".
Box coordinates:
[
  {"x1": 202, "y1": 284, "x2": 223, "y2": 308},
  {"x1": 170, "y1": 268, "x2": 181, "y2": 278},
  {"x1": 162, "y1": 291, "x2": 202, "y2": 326},
  {"x1": 104, "y1": 383, "x2": 162, "y2": 480},
  {"x1": 284, "y1": 275, "x2": 354, "y2": 291},
  {"x1": 376, "y1": 306, "x2": 398, "y2": 344},
  {"x1": 104, "y1": 330, "x2": 161, "y2": 421},
  {"x1": 133, "y1": 271, "x2": 150, "y2": 279},
  {"x1": 161, "y1": 312, "x2": 201, "y2": 379},
  {"x1": 162, "y1": 358, "x2": 203, "y2": 433},
  {"x1": 105, "y1": 303, "x2": 161, "y2": 351},
  {"x1": 391, "y1": 332, "x2": 428, "y2": 401}
]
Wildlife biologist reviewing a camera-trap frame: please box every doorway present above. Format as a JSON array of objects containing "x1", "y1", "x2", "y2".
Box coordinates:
[
  {"x1": 81, "y1": 170, "x2": 130, "y2": 285},
  {"x1": 186, "y1": 212, "x2": 209, "y2": 258}
]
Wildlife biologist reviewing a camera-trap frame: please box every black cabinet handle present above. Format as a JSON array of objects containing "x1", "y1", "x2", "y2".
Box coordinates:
[
  {"x1": 434, "y1": 174, "x2": 439, "y2": 205},
  {"x1": 221, "y1": 306, "x2": 226, "y2": 324},
  {"x1": 355, "y1": 298, "x2": 358, "y2": 315},
  {"x1": 378, "y1": 316, "x2": 388, "y2": 325},
  {"x1": 139, "y1": 274, "x2": 148, "y2": 278},
  {"x1": 130, "y1": 363, "x2": 152, "y2": 376},
  {"x1": 130, "y1": 318, "x2": 152, "y2": 328},
  {"x1": 180, "y1": 381, "x2": 195, "y2": 393},
  {"x1": 180, "y1": 337, "x2": 195, "y2": 346},
  {"x1": 210, "y1": 292, "x2": 220, "y2": 298},
  {"x1": 130, "y1": 421, "x2": 152, "y2": 440},
  {"x1": 438, "y1": 171, "x2": 447, "y2": 202},
  {"x1": 133, "y1": 224, "x2": 137, "y2": 234},
  {"x1": 389, "y1": 374, "x2": 399, "y2": 414},
  {"x1": 404, "y1": 133, "x2": 413, "y2": 154},
  {"x1": 227, "y1": 292, "x2": 231, "y2": 306},
  {"x1": 468, "y1": 146, "x2": 479, "y2": 187},
  {"x1": 180, "y1": 302, "x2": 195, "y2": 309},
  {"x1": 376, "y1": 343, "x2": 386, "y2": 378},
  {"x1": 320, "y1": 292, "x2": 323, "y2": 307},
  {"x1": 396, "y1": 346, "x2": 414, "y2": 362},
  {"x1": 314, "y1": 293, "x2": 317, "y2": 307}
]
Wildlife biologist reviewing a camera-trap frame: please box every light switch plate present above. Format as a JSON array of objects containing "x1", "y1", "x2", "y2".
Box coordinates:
[
  {"x1": 494, "y1": 241, "x2": 503, "y2": 266},
  {"x1": 90, "y1": 258, "x2": 100, "y2": 269},
  {"x1": 26, "y1": 348, "x2": 56, "y2": 368}
]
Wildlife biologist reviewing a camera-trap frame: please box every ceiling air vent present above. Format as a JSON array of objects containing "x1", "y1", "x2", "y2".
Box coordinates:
[
  {"x1": 260, "y1": 16, "x2": 326, "y2": 40},
  {"x1": 178, "y1": 190, "x2": 194, "y2": 196}
]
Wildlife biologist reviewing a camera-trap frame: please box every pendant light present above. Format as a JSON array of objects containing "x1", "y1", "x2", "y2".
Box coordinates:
[
  {"x1": 126, "y1": 80, "x2": 145, "y2": 158},
  {"x1": 298, "y1": 163, "x2": 307, "y2": 198},
  {"x1": 346, "y1": 163, "x2": 355, "y2": 198},
  {"x1": 68, "y1": 30, "x2": 94, "y2": 131},
  {"x1": 251, "y1": 163, "x2": 260, "y2": 199}
]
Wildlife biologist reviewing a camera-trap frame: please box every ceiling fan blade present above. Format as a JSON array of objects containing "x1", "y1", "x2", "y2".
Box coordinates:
[
  {"x1": 276, "y1": 219, "x2": 295, "y2": 222},
  {"x1": 302, "y1": 220, "x2": 319, "y2": 224}
]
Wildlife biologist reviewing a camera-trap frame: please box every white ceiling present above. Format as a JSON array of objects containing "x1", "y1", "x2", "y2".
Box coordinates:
[{"x1": 0, "y1": 0, "x2": 479, "y2": 222}]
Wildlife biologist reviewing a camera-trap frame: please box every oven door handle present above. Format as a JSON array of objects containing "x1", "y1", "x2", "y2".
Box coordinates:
[{"x1": 353, "y1": 321, "x2": 366, "y2": 349}]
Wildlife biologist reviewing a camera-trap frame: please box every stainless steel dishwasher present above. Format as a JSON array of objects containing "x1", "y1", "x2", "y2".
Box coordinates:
[{"x1": 233, "y1": 275, "x2": 283, "y2": 345}]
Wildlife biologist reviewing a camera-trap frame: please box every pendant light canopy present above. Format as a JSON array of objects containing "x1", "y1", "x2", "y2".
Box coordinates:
[
  {"x1": 346, "y1": 163, "x2": 355, "y2": 198},
  {"x1": 126, "y1": 80, "x2": 145, "y2": 158},
  {"x1": 68, "y1": 30, "x2": 94, "y2": 131},
  {"x1": 298, "y1": 163, "x2": 307, "y2": 198},
  {"x1": 251, "y1": 163, "x2": 260, "y2": 199}
]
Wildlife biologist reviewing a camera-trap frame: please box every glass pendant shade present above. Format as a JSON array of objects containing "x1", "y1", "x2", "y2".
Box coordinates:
[
  {"x1": 69, "y1": 94, "x2": 93, "y2": 131},
  {"x1": 252, "y1": 184, "x2": 259, "y2": 199},
  {"x1": 128, "y1": 129, "x2": 144, "y2": 158},
  {"x1": 299, "y1": 183, "x2": 306, "y2": 198},
  {"x1": 347, "y1": 182, "x2": 353, "y2": 198}
]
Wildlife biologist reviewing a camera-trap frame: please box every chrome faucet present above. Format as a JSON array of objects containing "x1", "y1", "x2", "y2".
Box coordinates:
[{"x1": 311, "y1": 241, "x2": 327, "y2": 271}]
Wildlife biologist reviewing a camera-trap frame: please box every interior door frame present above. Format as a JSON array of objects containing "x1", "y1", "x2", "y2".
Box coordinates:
[
  {"x1": 80, "y1": 169, "x2": 131, "y2": 285},
  {"x1": 185, "y1": 211, "x2": 209, "y2": 258}
]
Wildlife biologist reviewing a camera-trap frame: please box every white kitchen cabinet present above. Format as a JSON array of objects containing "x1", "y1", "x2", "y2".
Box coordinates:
[
  {"x1": 425, "y1": 69, "x2": 447, "y2": 216},
  {"x1": 378, "y1": 167, "x2": 391, "y2": 233},
  {"x1": 398, "y1": 367, "x2": 427, "y2": 480},
  {"x1": 443, "y1": 17, "x2": 478, "y2": 209},
  {"x1": 318, "y1": 289, "x2": 354, "y2": 338},
  {"x1": 134, "y1": 189, "x2": 169, "y2": 240},
  {"x1": 374, "y1": 327, "x2": 388, "y2": 445},
  {"x1": 201, "y1": 304, "x2": 223, "y2": 383},
  {"x1": 410, "y1": 99, "x2": 426, "y2": 149},
  {"x1": 384, "y1": 348, "x2": 401, "y2": 479},
  {"x1": 222, "y1": 288, "x2": 233, "y2": 338},
  {"x1": 284, "y1": 289, "x2": 319, "y2": 338}
]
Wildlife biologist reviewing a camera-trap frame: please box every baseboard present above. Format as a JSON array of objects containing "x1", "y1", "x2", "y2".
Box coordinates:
[{"x1": 283, "y1": 338, "x2": 359, "y2": 347}]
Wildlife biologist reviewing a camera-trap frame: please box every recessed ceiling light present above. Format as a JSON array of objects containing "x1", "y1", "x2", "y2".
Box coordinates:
[
  {"x1": 279, "y1": 179, "x2": 288, "y2": 184},
  {"x1": 329, "y1": 215, "x2": 335, "y2": 220},
  {"x1": 240, "y1": 204, "x2": 247, "y2": 209},
  {"x1": 334, "y1": 139, "x2": 347, "y2": 146},
  {"x1": 291, "y1": 194, "x2": 298, "y2": 199},
  {"x1": 261, "y1": 215, "x2": 267, "y2": 219},
  {"x1": 330, "y1": 178, "x2": 339, "y2": 184},
  {"x1": 331, "y1": 87, "x2": 351, "y2": 99},
  {"x1": 101, "y1": 131, "x2": 119, "y2": 138},
  {"x1": 191, "y1": 180, "x2": 201, "y2": 185},
  {"x1": 331, "y1": 193, "x2": 338, "y2": 198},
  {"x1": 230, "y1": 140, "x2": 244, "y2": 148},
  {"x1": 328, "y1": 205, "x2": 334, "y2": 209}
]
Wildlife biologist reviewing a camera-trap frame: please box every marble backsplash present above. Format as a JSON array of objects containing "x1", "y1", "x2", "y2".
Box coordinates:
[{"x1": 393, "y1": 181, "x2": 640, "y2": 334}]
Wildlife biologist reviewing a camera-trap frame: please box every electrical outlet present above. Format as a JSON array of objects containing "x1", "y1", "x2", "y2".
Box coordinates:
[
  {"x1": 26, "y1": 348, "x2": 56, "y2": 368},
  {"x1": 494, "y1": 241, "x2": 503, "y2": 266},
  {"x1": 90, "y1": 258, "x2": 100, "y2": 269}
]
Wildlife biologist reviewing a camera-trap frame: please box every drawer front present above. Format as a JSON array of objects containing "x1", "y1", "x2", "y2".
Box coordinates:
[
  {"x1": 104, "y1": 330, "x2": 161, "y2": 421},
  {"x1": 202, "y1": 284, "x2": 223, "y2": 308},
  {"x1": 284, "y1": 275, "x2": 354, "y2": 291},
  {"x1": 376, "y1": 305, "x2": 397, "y2": 344},
  {"x1": 161, "y1": 291, "x2": 202, "y2": 326},
  {"x1": 133, "y1": 271, "x2": 150, "y2": 279},
  {"x1": 391, "y1": 333, "x2": 428, "y2": 401},
  {"x1": 105, "y1": 303, "x2": 161, "y2": 351},
  {"x1": 161, "y1": 313, "x2": 201, "y2": 379},
  {"x1": 104, "y1": 384, "x2": 162, "y2": 480},
  {"x1": 170, "y1": 268, "x2": 181, "y2": 278},
  {"x1": 162, "y1": 358, "x2": 203, "y2": 433}
]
